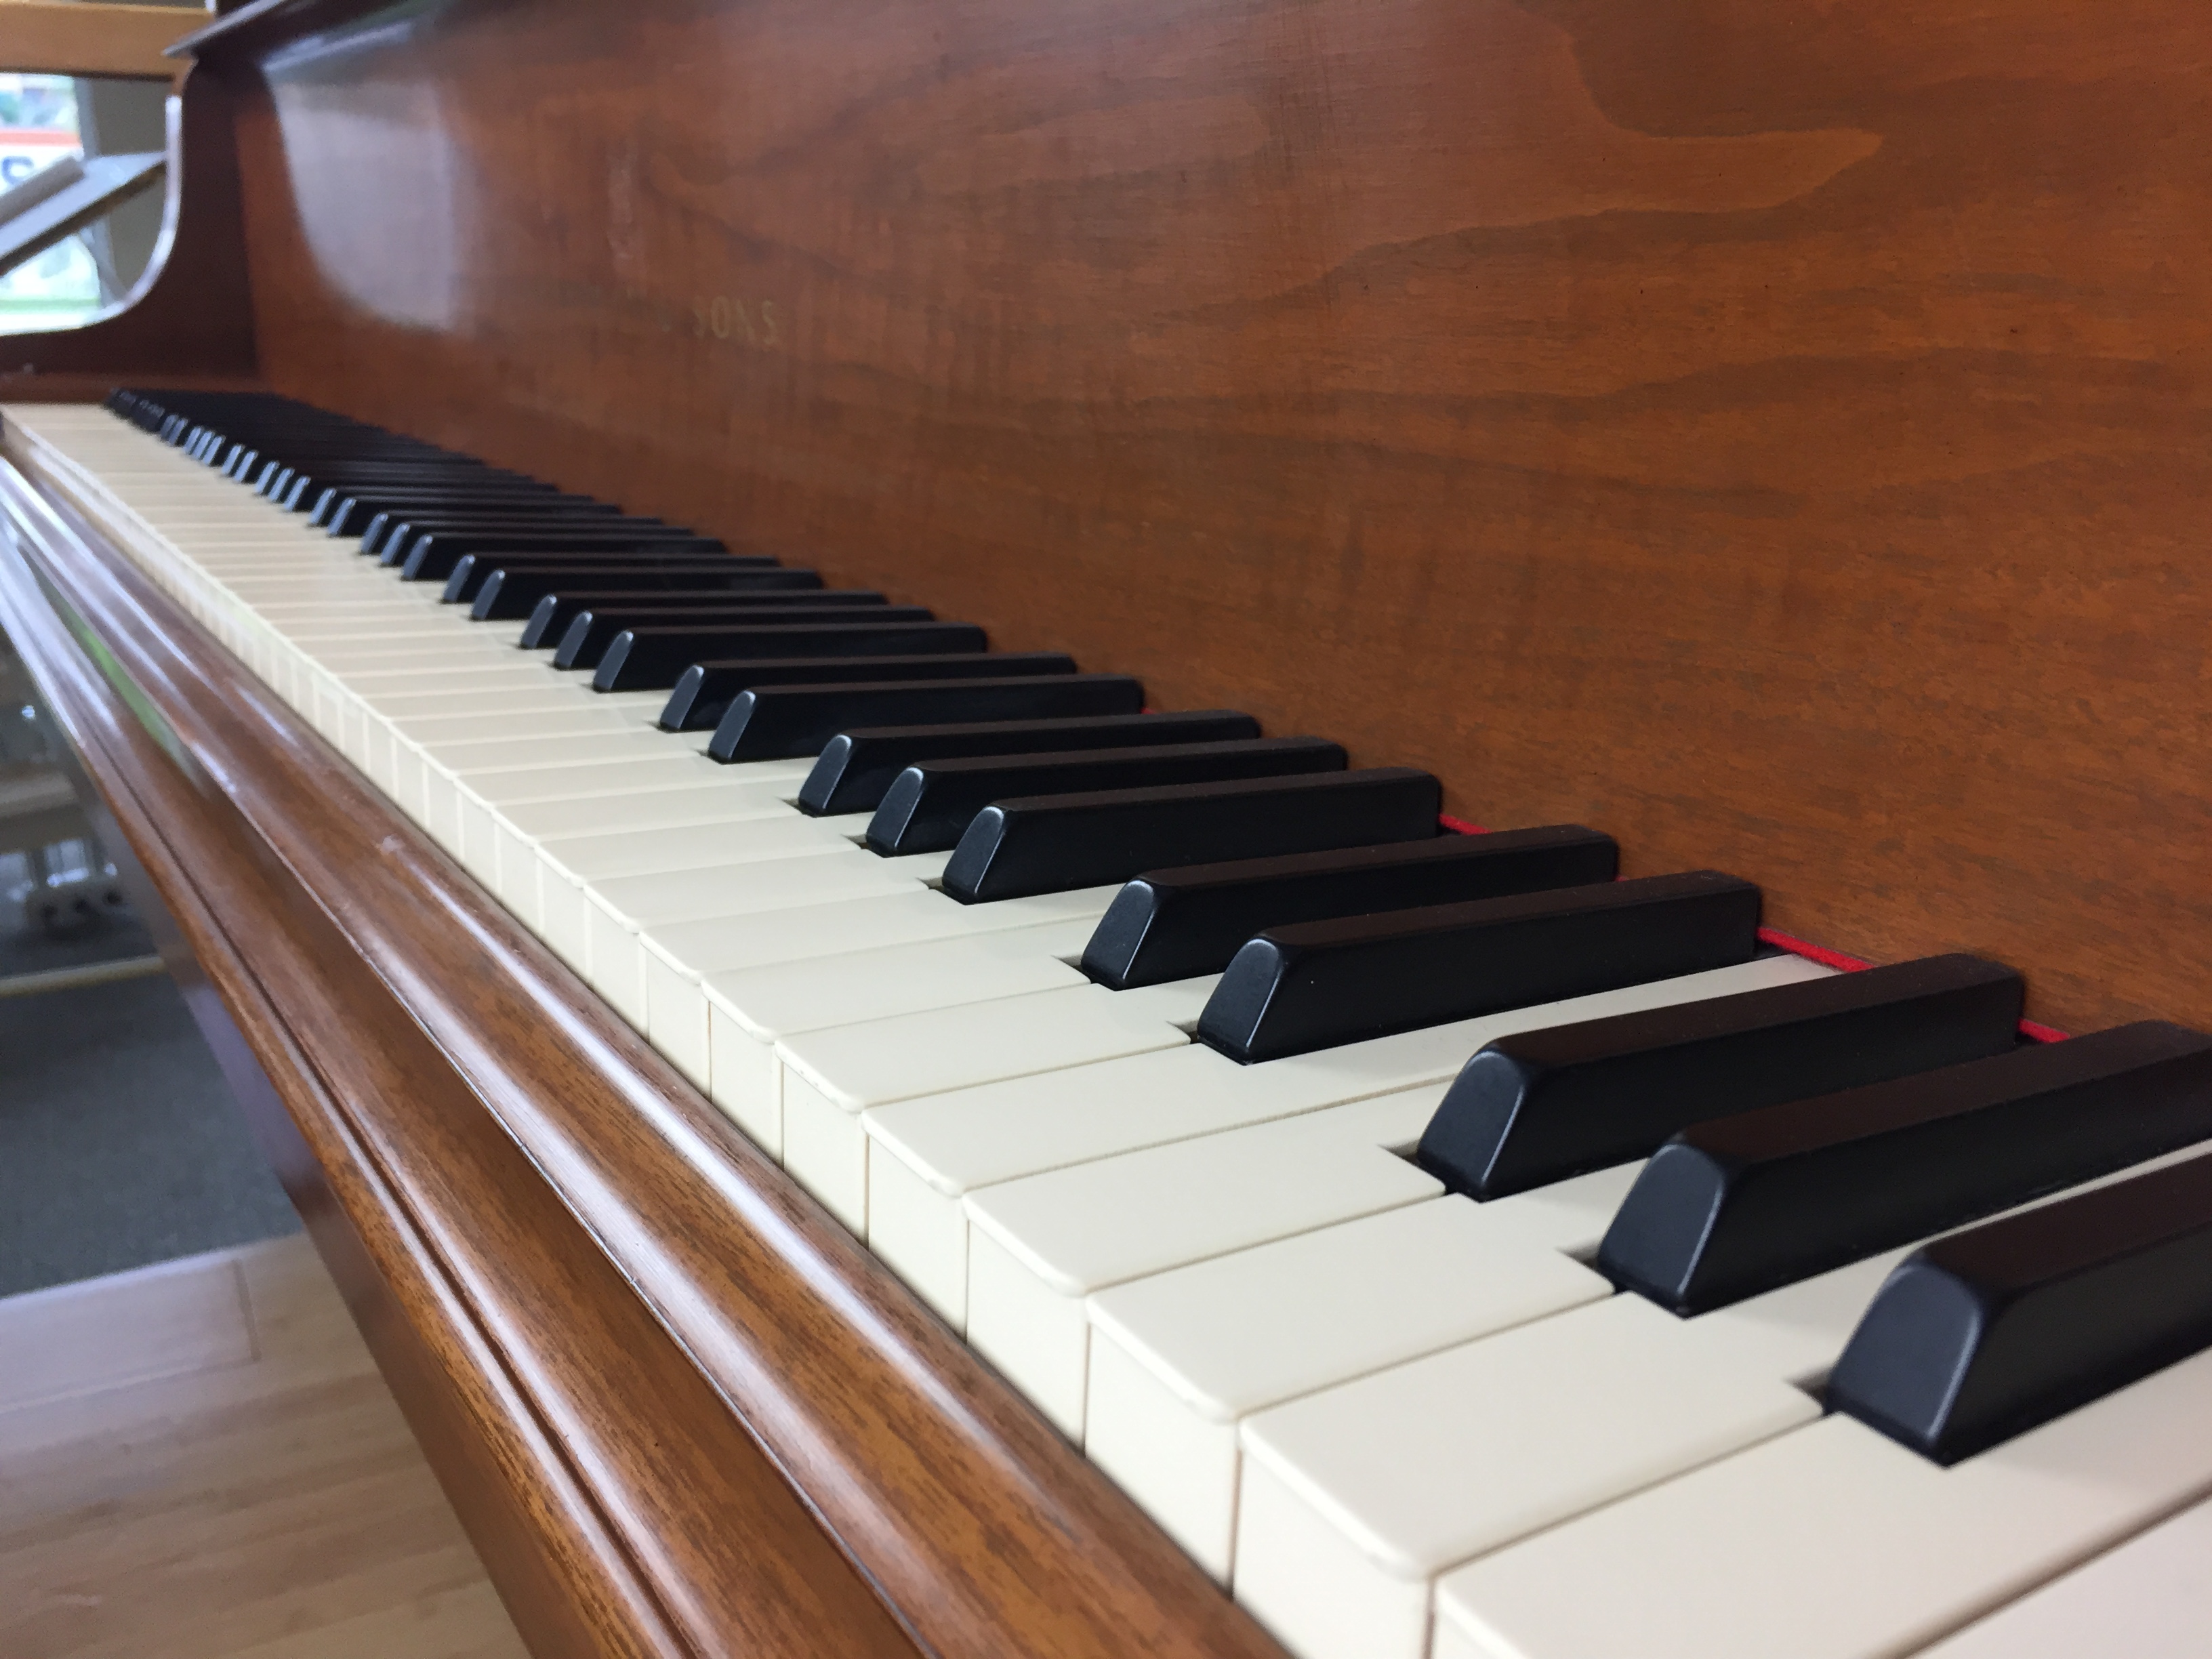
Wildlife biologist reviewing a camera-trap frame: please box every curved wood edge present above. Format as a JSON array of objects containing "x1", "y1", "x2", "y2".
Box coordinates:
[
  {"x1": 0, "y1": 440, "x2": 1292, "y2": 1659},
  {"x1": 0, "y1": 66, "x2": 257, "y2": 391},
  {"x1": 166, "y1": 0, "x2": 390, "y2": 62}
]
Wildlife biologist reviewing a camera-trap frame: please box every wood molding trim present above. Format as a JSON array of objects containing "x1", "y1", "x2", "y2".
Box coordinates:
[
  {"x1": 0, "y1": 441, "x2": 1287, "y2": 1658},
  {"x1": 0, "y1": 1, "x2": 196, "y2": 79}
]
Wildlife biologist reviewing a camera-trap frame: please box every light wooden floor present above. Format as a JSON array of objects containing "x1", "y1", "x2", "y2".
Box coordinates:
[{"x1": 0, "y1": 1233, "x2": 530, "y2": 1659}]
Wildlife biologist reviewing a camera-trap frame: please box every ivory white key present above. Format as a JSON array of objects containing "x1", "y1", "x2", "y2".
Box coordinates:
[
  {"x1": 531, "y1": 815, "x2": 874, "y2": 932},
  {"x1": 863, "y1": 958, "x2": 1832, "y2": 1332},
  {"x1": 962, "y1": 1089, "x2": 1448, "y2": 1434},
  {"x1": 1230, "y1": 1131, "x2": 2212, "y2": 1659},
  {"x1": 1083, "y1": 1175, "x2": 1629, "y2": 1578},
  {"x1": 1428, "y1": 1350, "x2": 2212, "y2": 1659},
  {"x1": 451, "y1": 751, "x2": 741, "y2": 865},
  {"x1": 487, "y1": 770, "x2": 816, "y2": 915},
  {"x1": 580, "y1": 852, "x2": 947, "y2": 1024},
  {"x1": 773, "y1": 979, "x2": 1210, "y2": 1232},
  {"x1": 667, "y1": 884, "x2": 1123, "y2": 1105},
  {"x1": 367, "y1": 705, "x2": 659, "y2": 790},
  {"x1": 1910, "y1": 1496, "x2": 2212, "y2": 1659},
  {"x1": 691, "y1": 917, "x2": 1097, "y2": 1131}
]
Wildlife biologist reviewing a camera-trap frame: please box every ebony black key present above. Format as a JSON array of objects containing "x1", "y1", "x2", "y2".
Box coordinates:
[
  {"x1": 707, "y1": 676, "x2": 1147, "y2": 761},
  {"x1": 794, "y1": 710, "x2": 1262, "y2": 812},
  {"x1": 1082, "y1": 825, "x2": 1620, "y2": 991},
  {"x1": 462, "y1": 560, "x2": 815, "y2": 612},
  {"x1": 1195, "y1": 870, "x2": 1761, "y2": 1064},
  {"x1": 553, "y1": 604, "x2": 932, "y2": 669},
  {"x1": 594, "y1": 621, "x2": 989, "y2": 692},
  {"x1": 398, "y1": 531, "x2": 724, "y2": 580},
  {"x1": 941, "y1": 768, "x2": 1442, "y2": 905},
  {"x1": 322, "y1": 489, "x2": 569, "y2": 534},
  {"x1": 1417, "y1": 954, "x2": 2026, "y2": 1200},
  {"x1": 361, "y1": 501, "x2": 614, "y2": 551},
  {"x1": 1597, "y1": 1021, "x2": 2212, "y2": 1316},
  {"x1": 527, "y1": 592, "x2": 891, "y2": 652},
  {"x1": 663, "y1": 655, "x2": 1084, "y2": 734},
  {"x1": 1826, "y1": 1149, "x2": 2212, "y2": 1465},
  {"x1": 446, "y1": 550, "x2": 783, "y2": 606},
  {"x1": 867, "y1": 737, "x2": 1348, "y2": 855}
]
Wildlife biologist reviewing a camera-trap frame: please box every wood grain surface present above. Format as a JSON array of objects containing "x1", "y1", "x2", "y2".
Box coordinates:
[
  {"x1": 0, "y1": 443, "x2": 1291, "y2": 1654},
  {"x1": 134, "y1": 0, "x2": 2206, "y2": 1035}
]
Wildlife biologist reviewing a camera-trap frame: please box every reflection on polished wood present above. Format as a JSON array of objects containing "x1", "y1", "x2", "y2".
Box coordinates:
[{"x1": 0, "y1": 1236, "x2": 528, "y2": 1659}]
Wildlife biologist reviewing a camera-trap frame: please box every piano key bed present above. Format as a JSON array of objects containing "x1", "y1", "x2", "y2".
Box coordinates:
[{"x1": 8, "y1": 391, "x2": 2210, "y2": 1659}]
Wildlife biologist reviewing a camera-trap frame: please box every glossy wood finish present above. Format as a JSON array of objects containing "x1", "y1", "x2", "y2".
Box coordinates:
[
  {"x1": 0, "y1": 68, "x2": 255, "y2": 390},
  {"x1": 169, "y1": 0, "x2": 2205, "y2": 1035},
  {"x1": 0, "y1": 3, "x2": 194, "y2": 80},
  {"x1": 0, "y1": 451, "x2": 1290, "y2": 1656}
]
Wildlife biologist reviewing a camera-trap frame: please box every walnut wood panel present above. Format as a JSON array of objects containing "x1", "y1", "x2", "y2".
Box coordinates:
[
  {"x1": 0, "y1": 449, "x2": 1290, "y2": 1656},
  {"x1": 0, "y1": 66, "x2": 256, "y2": 392},
  {"x1": 181, "y1": 0, "x2": 2209, "y2": 1035}
]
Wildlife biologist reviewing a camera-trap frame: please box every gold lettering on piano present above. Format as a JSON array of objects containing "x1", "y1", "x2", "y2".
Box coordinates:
[{"x1": 691, "y1": 295, "x2": 786, "y2": 350}]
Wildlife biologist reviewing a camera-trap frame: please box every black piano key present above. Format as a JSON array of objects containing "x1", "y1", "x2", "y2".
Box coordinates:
[
  {"x1": 462, "y1": 560, "x2": 816, "y2": 612},
  {"x1": 359, "y1": 500, "x2": 608, "y2": 550},
  {"x1": 446, "y1": 550, "x2": 783, "y2": 605},
  {"x1": 1597, "y1": 1021, "x2": 2212, "y2": 1316},
  {"x1": 595, "y1": 621, "x2": 989, "y2": 692},
  {"x1": 552, "y1": 604, "x2": 932, "y2": 669},
  {"x1": 707, "y1": 676, "x2": 1147, "y2": 762},
  {"x1": 866, "y1": 737, "x2": 1348, "y2": 855},
  {"x1": 528, "y1": 592, "x2": 893, "y2": 653},
  {"x1": 1417, "y1": 954, "x2": 2026, "y2": 1200},
  {"x1": 1826, "y1": 1149, "x2": 2212, "y2": 1465},
  {"x1": 1082, "y1": 824, "x2": 1621, "y2": 991},
  {"x1": 794, "y1": 710, "x2": 1262, "y2": 813},
  {"x1": 663, "y1": 654, "x2": 1084, "y2": 734},
  {"x1": 941, "y1": 768, "x2": 1442, "y2": 905},
  {"x1": 1195, "y1": 870, "x2": 1761, "y2": 1064},
  {"x1": 398, "y1": 531, "x2": 724, "y2": 580}
]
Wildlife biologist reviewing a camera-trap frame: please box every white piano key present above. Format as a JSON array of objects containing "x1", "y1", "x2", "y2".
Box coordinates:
[
  {"x1": 367, "y1": 705, "x2": 653, "y2": 790},
  {"x1": 489, "y1": 774, "x2": 813, "y2": 915},
  {"x1": 676, "y1": 885, "x2": 1123, "y2": 1116},
  {"x1": 1911, "y1": 1496, "x2": 2212, "y2": 1659},
  {"x1": 1232, "y1": 1291, "x2": 1828, "y2": 1659},
  {"x1": 861, "y1": 958, "x2": 1832, "y2": 1332},
  {"x1": 687, "y1": 918, "x2": 1095, "y2": 1137},
  {"x1": 1084, "y1": 1183, "x2": 1624, "y2": 1578},
  {"x1": 777, "y1": 983, "x2": 1200, "y2": 1233},
  {"x1": 1431, "y1": 1350, "x2": 2212, "y2": 1659},
  {"x1": 964, "y1": 1089, "x2": 1448, "y2": 1434},
  {"x1": 452, "y1": 752, "x2": 739, "y2": 865},
  {"x1": 583, "y1": 853, "x2": 947, "y2": 1024}
]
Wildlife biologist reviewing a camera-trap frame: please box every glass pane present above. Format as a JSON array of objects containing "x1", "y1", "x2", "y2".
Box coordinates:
[{"x1": 0, "y1": 72, "x2": 100, "y2": 327}]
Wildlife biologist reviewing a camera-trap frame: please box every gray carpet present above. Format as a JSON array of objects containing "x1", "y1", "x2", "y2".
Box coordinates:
[{"x1": 0, "y1": 919, "x2": 300, "y2": 1298}]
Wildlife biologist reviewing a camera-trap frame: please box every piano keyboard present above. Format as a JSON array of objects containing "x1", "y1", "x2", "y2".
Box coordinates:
[{"x1": 11, "y1": 390, "x2": 2211, "y2": 1659}]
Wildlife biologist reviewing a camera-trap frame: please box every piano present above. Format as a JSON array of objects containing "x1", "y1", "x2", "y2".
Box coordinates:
[{"x1": 1, "y1": 5, "x2": 2208, "y2": 1658}]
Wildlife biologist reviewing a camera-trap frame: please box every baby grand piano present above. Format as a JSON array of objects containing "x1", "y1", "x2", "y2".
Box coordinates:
[{"x1": 5, "y1": 3, "x2": 2212, "y2": 1656}]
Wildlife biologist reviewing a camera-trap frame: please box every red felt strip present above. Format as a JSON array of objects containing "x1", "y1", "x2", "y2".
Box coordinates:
[
  {"x1": 1432, "y1": 823, "x2": 2068, "y2": 1041},
  {"x1": 1756, "y1": 926, "x2": 1870, "y2": 973}
]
